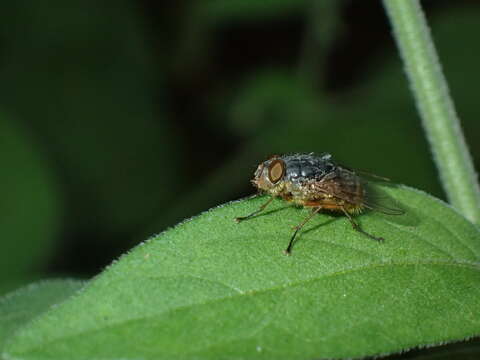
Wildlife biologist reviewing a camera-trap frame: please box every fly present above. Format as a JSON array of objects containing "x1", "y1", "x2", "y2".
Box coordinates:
[{"x1": 234, "y1": 153, "x2": 403, "y2": 255}]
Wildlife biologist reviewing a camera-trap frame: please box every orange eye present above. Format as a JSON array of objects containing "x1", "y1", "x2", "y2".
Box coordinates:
[{"x1": 268, "y1": 159, "x2": 285, "y2": 184}]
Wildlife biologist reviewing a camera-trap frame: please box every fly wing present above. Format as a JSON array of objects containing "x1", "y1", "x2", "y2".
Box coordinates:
[
  {"x1": 361, "y1": 181, "x2": 405, "y2": 215},
  {"x1": 311, "y1": 169, "x2": 404, "y2": 215},
  {"x1": 309, "y1": 168, "x2": 365, "y2": 207}
]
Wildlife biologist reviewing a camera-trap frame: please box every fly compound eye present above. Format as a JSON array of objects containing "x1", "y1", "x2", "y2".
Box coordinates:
[{"x1": 268, "y1": 159, "x2": 285, "y2": 184}]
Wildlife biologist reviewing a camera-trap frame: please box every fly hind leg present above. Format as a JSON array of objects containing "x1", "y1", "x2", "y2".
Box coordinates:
[{"x1": 341, "y1": 206, "x2": 384, "y2": 242}]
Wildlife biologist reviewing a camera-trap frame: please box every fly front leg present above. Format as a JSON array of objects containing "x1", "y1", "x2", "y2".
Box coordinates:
[
  {"x1": 284, "y1": 206, "x2": 322, "y2": 255},
  {"x1": 234, "y1": 196, "x2": 274, "y2": 223}
]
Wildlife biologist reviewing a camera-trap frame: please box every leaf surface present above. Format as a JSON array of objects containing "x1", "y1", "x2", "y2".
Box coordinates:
[
  {"x1": 4, "y1": 185, "x2": 480, "y2": 360},
  {"x1": 0, "y1": 280, "x2": 84, "y2": 351}
]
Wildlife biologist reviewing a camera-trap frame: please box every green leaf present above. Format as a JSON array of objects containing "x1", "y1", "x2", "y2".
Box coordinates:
[
  {"x1": 4, "y1": 185, "x2": 480, "y2": 360},
  {"x1": 0, "y1": 279, "x2": 84, "y2": 351}
]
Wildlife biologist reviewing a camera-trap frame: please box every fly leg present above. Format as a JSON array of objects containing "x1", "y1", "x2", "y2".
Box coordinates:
[
  {"x1": 234, "y1": 196, "x2": 274, "y2": 223},
  {"x1": 341, "y1": 207, "x2": 384, "y2": 242},
  {"x1": 284, "y1": 207, "x2": 322, "y2": 255}
]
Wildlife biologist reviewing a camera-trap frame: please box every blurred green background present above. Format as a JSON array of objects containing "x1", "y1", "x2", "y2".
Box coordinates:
[{"x1": 0, "y1": 0, "x2": 479, "y2": 295}]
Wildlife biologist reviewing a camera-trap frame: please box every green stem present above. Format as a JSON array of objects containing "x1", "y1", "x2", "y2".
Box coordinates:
[{"x1": 382, "y1": 0, "x2": 480, "y2": 225}]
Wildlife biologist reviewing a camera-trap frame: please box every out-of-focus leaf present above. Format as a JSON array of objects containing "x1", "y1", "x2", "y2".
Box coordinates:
[
  {"x1": 0, "y1": 0, "x2": 183, "y2": 234},
  {"x1": 0, "y1": 279, "x2": 84, "y2": 351},
  {"x1": 0, "y1": 115, "x2": 61, "y2": 292},
  {"x1": 230, "y1": 70, "x2": 322, "y2": 135},
  {"x1": 4, "y1": 185, "x2": 480, "y2": 359}
]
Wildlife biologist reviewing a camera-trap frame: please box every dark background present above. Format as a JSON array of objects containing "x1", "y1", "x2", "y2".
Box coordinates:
[{"x1": 0, "y1": 0, "x2": 479, "y2": 357}]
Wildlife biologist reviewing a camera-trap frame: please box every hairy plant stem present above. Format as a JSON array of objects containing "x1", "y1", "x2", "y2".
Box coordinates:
[{"x1": 383, "y1": 0, "x2": 480, "y2": 225}]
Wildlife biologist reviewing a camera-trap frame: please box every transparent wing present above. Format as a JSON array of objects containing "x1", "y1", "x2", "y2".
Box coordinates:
[
  {"x1": 312, "y1": 176, "x2": 404, "y2": 215},
  {"x1": 361, "y1": 180, "x2": 405, "y2": 215}
]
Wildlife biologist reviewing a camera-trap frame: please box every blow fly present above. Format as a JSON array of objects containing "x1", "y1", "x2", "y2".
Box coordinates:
[{"x1": 235, "y1": 153, "x2": 403, "y2": 255}]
